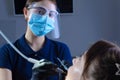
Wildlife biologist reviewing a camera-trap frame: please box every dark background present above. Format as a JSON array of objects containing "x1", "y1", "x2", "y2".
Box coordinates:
[{"x1": 14, "y1": 0, "x2": 73, "y2": 14}]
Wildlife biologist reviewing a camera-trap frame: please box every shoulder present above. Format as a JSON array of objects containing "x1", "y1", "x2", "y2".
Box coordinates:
[
  {"x1": 0, "y1": 41, "x2": 17, "y2": 53},
  {"x1": 0, "y1": 44, "x2": 10, "y2": 52},
  {"x1": 49, "y1": 39, "x2": 69, "y2": 49},
  {"x1": 0, "y1": 35, "x2": 21, "y2": 53}
]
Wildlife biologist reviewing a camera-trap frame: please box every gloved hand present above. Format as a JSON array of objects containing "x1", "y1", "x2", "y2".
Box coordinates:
[
  {"x1": 31, "y1": 59, "x2": 58, "y2": 80},
  {"x1": 58, "y1": 59, "x2": 72, "y2": 80}
]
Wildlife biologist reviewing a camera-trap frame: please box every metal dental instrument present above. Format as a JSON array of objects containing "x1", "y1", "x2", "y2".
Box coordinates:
[{"x1": 57, "y1": 57, "x2": 68, "y2": 71}]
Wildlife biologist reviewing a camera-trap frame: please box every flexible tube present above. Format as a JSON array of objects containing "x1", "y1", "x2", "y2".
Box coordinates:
[
  {"x1": 0, "y1": 30, "x2": 65, "y2": 73},
  {"x1": 0, "y1": 30, "x2": 39, "y2": 64}
]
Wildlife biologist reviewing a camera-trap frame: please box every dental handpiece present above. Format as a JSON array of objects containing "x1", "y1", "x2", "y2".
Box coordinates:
[{"x1": 0, "y1": 30, "x2": 65, "y2": 73}]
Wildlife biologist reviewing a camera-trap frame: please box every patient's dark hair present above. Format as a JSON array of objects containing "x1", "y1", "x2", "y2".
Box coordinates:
[
  {"x1": 82, "y1": 40, "x2": 120, "y2": 80},
  {"x1": 25, "y1": 0, "x2": 56, "y2": 8}
]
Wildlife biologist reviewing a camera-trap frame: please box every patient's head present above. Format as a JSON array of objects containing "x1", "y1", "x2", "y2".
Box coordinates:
[{"x1": 66, "y1": 40, "x2": 120, "y2": 80}]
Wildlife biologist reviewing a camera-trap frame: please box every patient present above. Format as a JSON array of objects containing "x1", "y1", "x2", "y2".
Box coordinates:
[{"x1": 65, "y1": 40, "x2": 120, "y2": 80}]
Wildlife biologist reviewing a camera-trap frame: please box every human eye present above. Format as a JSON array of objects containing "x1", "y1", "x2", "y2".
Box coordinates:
[
  {"x1": 35, "y1": 7, "x2": 46, "y2": 15},
  {"x1": 49, "y1": 11, "x2": 58, "y2": 18}
]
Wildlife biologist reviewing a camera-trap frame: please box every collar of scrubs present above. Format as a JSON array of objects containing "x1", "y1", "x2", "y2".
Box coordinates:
[{"x1": 18, "y1": 34, "x2": 51, "y2": 56}]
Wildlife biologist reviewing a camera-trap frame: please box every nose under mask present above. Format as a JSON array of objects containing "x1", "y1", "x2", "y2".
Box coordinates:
[{"x1": 28, "y1": 13, "x2": 55, "y2": 36}]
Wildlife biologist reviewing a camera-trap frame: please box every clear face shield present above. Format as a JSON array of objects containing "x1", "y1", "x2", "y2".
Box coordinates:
[
  {"x1": 50, "y1": 13, "x2": 60, "y2": 39},
  {"x1": 28, "y1": 5, "x2": 60, "y2": 39}
]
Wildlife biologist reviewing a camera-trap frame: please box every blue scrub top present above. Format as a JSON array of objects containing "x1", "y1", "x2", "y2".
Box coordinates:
[{"x1": 0, "y1": 34, "x2": 72, "y2": 80}]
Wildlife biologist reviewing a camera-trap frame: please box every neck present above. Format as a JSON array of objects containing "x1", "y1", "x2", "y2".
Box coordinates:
[{"x1": 25, "y1": 31, "x2": 45, "y2": 52}]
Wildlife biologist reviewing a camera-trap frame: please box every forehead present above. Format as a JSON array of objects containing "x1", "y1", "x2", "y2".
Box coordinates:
[{"x1": 30, "y1": 1, "x2": 56, "y2": 10}]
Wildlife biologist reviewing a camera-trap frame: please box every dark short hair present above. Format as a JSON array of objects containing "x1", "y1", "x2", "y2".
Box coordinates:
[
  {"x1": 82, "y1": 40, "x2": 120, "y2": 80},
  {"x1": 25, "y1": 0, "x2": 56, "y2": 8}
]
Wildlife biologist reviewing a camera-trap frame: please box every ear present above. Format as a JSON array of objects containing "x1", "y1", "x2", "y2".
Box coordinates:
[{"x1": 23, "y1": 7, "x2": 28, "y2": 21}]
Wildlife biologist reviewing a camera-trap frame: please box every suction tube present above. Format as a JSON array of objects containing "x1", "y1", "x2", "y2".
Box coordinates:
[
  {"x1": 0, "y1": 30, "x2": 65, "y2": 74},
  {"x1": 0, "y1": 30, "x2": 39, "y2": 64}
]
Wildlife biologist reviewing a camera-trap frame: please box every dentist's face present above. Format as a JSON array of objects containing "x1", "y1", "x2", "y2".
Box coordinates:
[
  {"x1": 24, "y1": 0, "x2": 57, "y2": 22},
  {"x1": 65, "y1": 54, "x2": 86, "y2": 80}
]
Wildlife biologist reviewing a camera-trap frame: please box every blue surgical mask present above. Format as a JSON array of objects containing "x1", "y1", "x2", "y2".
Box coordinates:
[{"x1": 28, "y1": 13, "x2": 55, "y2": 36}]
